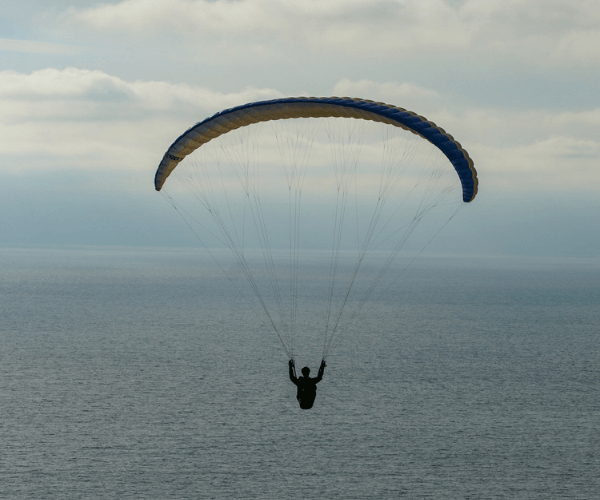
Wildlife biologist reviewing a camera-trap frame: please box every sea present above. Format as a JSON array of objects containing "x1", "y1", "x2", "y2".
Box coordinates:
[{"x1": 1, "y1": 246, "x2": 598, "y2": 499}]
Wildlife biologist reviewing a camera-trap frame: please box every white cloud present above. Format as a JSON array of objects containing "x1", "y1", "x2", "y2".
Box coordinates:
[
  {"x1": 0, "y1": 38, "x2": 83, "y2": 54},
  {"x1": 0, "y1": 68, "x2": 283, "y2": 172},
  {"x1": 63, "y1": 0, "x2": 600, "y2": 65},
  {"x1": 474, "y1": 135, "x2": 600, "y2": 193},
  {"x1": 0, "y1": 67, "x2": 282, "y2": 106},
  {"x1": 332, "y1": 79, "x2": 440, "y2": 104},
  {"x1": 433, "y1": 107, "x2": 600, "y2": 151},
  {"x1": 1, "y1": 68, "x2": 598, "y2": 195},
  {"x1": 554, "y1": 29, "x2": 600, "y2": 64},
  {"x1": 0, "y1": 68, "x2": 287, "y2": 125},
  {"x1": 0, "y1": 68, "x2": 129, "y2": 99}
]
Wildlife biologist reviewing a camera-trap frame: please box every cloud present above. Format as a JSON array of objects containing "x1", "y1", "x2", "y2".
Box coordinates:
[
  {"x1": 332, "y1": 79, "x2": 440, "y2": 105},
  {"x1": 0, "y1": 68, "x2": 283, "y2": 172},
  {"x1": 0, "y1": 67, "x2": 282, "y2": 107},
  {"x1": 0, "y1": 38, "x2": 84, "y2": 54},
  {"x1": 474, "y1": 134, "x2": 600, "y2": 194},
  {"x1": 554, "y1": 29, "x2": 600, "y2": 64},
  {"x1": 63, "y1": 0, "x2": 600, "y2": 65},
  {"x1": 1, "y1": 68, "x2": 598, "y2": 197}
]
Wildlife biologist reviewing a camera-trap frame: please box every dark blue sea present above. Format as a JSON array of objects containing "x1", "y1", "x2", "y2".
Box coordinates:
[{"x1": 1, "y1": 246, "x2": 599, "y2": 499}]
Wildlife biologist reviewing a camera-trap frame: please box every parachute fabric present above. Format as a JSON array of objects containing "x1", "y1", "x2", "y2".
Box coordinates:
[{"x1": 155, "y1": 97, "x2": 477, "y2": 202}]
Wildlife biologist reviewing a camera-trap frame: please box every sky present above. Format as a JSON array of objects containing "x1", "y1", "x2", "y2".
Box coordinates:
[{"x1": 1, "y1": 0, "x2": 599, "y2": 258}]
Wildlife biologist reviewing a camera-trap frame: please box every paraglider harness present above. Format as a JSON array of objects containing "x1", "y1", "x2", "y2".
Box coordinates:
[{"x1": 289, "y1": 359, "x2": 326, "y2": 410}]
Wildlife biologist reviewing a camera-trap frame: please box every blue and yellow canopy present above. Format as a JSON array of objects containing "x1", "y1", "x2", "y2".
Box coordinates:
[{"x1": 155, "y1": 97, "x2": 477, "y2": 202}]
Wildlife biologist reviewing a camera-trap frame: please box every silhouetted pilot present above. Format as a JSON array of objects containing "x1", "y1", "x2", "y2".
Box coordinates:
[{"x1": 289, "y1": 359, "x2": 326, "y2": 409}]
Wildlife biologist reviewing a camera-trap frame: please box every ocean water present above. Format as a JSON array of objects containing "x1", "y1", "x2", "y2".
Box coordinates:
[{"x1": 1, "y1": 247, "x2": 599, "y2": 499}]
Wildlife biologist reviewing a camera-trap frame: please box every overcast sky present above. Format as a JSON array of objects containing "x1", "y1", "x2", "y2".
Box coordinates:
[{"x1": 1, "y1": 0, "x2": 599, "y2": 257}]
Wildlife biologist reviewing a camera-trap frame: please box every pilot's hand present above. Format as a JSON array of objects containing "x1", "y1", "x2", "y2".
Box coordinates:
[
  {"x1": 320, "y1": 360, "x2": 326, "y2": 368},
  {"x1": 289, "y1": 359, "x2": 295, "y2": 367}
]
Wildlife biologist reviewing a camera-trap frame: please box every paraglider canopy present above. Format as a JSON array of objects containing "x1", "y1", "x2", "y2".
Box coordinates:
[{"x1": 155, "y1": 97, "x2": 477, "y2": 202}]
